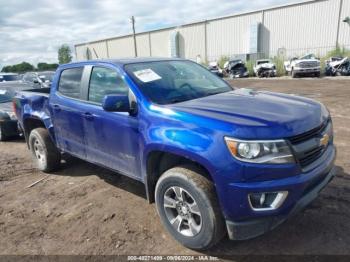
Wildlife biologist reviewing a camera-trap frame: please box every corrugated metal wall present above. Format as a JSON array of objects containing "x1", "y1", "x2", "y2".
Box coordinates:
[
  {"x1": 149, "y1": 29, "x2": 172, "y2": 57},
  {"x1": 75, "y1": 0, "x2": 350, "y2": 62},
  {"x1": 177, "y1": 23, "x2": 206, "y2": 60},
  {"x1": 206, "y1": 12, "x2": 262, "y2": 60},
  {"x1": 135, "y1": 33, "x2": 151, "y2": 57},
  {"x1": 264, "y1": 0, "x2": 340, "y2": 57},
  {"x1": 107, "y1": 36, "x2": 134, "y2": 57}
]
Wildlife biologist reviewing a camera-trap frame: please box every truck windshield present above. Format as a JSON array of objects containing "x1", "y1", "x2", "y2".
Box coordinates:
[{"x1": 125, "y1": 60, "x2": 232, "y2": 105}]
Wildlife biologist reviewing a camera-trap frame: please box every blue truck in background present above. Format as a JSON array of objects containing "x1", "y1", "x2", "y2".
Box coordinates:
[{"x1": 13, "y1": 58, "x2": 336, "y2": 250}]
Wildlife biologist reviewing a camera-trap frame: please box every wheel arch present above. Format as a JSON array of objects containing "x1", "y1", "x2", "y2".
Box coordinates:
[
  {"x1": 144, "y1": 148, "x2": 215, "y2": 203},
  {"x1": 22, "y1": 116, "x2": 55, "y2": 147}
]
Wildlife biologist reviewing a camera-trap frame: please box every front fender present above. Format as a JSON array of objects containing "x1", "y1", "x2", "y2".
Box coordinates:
[{"x1": 143, "y1": 143, "x2": 216, "y2": 178}]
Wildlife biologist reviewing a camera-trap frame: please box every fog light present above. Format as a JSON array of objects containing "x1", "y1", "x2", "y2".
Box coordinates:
[{"x1": 248, "y1": 191, "x2": 288, "y2": 211}]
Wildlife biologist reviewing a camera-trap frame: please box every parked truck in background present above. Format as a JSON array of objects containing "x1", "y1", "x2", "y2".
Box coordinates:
[
  {"x1": 14, "y1": 58, "x2": 336, "y2": 250},
  {"x1": 284, "y1": 54, "x2": 321, "y2": 78}
]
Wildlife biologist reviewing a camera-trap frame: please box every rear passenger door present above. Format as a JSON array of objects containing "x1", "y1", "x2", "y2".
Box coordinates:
[
  {"x1": 79, "y1": 65, "x2": 141, "y2": 178},
  {"x1": 50, "y1": 66, "x2": 87, "y2": 159}
]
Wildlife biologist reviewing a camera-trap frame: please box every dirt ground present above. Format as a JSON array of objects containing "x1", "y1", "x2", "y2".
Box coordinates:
[{"x1": 0, "y1": 77, "x2": 350, "y2": 257}]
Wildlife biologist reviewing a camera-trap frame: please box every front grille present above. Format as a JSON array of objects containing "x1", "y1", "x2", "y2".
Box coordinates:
[
  {"x1": 298, "y1": 146, "x2": 324, "y2": 168},
  {"x1": 289, "y1": 120, "x2": 329, "y2": 144},
  {"x1": 288, "y1": 119, "x2": 332, "y2": 169},
  {"x1": 298, "y1": 61, "x2": 319, "y2": 68}
]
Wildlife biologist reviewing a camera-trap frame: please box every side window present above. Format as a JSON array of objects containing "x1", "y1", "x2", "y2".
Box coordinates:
[
  {"x1": 58, "y1": 67, "x2": 84, "y2": 99},
  {"x1": 88, "y1": 67, "x2": 129, "y2": 104}
]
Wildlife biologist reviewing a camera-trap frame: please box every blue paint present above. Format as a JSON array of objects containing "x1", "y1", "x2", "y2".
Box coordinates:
[{"x1": 14, "y1": 58, "x2": 335, "y2": 226}]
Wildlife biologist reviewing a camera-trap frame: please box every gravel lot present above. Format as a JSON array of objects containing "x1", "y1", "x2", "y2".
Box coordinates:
[{"x1": 0, "y1": 77, "x2": 349, "y2": 257}]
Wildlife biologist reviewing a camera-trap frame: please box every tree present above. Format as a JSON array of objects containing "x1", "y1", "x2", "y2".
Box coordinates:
[
  {"x1": 58, "y1": 44, "x2": 73, "y2": 64},
  {"x1": 37, "y1": 62, "x2": 59, "y2": 71},
  {"x1": 1, "y1": 65, "x2": 13, "y2": 73},
  {"x1": 1, "y1": 62, "x2": 34, "y2": 73}
]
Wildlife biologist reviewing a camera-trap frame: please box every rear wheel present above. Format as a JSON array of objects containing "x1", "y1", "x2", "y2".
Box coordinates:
[
  {"x1": 155, "y1": 166, "x2": 225, "y2": 250},
  {"x1": 29, "y1": 128, "x2": 61, "y2": 172}
]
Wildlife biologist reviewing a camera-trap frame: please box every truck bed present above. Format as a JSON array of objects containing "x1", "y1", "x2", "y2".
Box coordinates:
[{"x1": 17, "y1": 87, "x2": 50, "y2": 97}]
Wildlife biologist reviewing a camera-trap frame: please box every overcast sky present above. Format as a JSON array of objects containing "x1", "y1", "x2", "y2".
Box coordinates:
[{"x1": 0, "y1": 0, "x2": 298, "y2": 68}]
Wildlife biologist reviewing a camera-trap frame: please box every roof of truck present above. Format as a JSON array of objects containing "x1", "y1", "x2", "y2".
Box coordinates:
[{"x1": 62, "y1": 57, "x2": 185, "y2": 68}]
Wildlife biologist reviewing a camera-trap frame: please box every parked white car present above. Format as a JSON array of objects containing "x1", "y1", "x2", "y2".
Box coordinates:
[
  {"x1": 253, "y1": 59, "x2": 276, "y2": 77},
  {"x1": 284, "y1": 54, "x2": 321, "y2": 78}
]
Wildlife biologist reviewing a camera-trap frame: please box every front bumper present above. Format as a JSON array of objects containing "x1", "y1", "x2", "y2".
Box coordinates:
[
  {"x1": 294, "y1": 67, "x2": 320, "y2": 74},
  {"x1": 226, "y1": 165, "x2": 336, "y2": 240}
]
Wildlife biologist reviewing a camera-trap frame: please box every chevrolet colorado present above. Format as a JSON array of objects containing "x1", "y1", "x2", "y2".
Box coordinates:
[{"x1": 14, "y1": 58, "x2": 336, "y2": 250}]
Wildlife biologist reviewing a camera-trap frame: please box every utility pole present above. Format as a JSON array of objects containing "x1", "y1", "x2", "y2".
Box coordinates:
[
  {"x1": 130, "y1": 16, "x2": 137, "y2": 57},
  {"x1": 335, "y1": 0, "x2": 343, "y2": 48}
]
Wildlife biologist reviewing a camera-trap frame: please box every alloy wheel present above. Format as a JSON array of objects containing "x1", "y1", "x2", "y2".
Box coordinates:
[{"x1": 163, "y1": 186, "x2": 202, "y2": 237}]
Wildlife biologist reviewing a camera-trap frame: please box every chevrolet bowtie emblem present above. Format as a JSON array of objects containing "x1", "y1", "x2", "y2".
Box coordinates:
[{"x1": 320, "y1": 133, "x2": 330, "y2": 146}]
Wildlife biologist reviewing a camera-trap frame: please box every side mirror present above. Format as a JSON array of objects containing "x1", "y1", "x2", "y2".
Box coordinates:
[
  {"x1": 102, "y1": 95, "x2": 130, "y2": 112},
  {"x1": 33, "y1": 78, "x2": 39, "y2": 84}
]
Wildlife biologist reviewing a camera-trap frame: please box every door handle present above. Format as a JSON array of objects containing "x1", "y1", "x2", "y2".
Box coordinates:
[
  {"x1": 53, "y1": 104, "x2": 61, "y2": 112},
  {"x1": 83, "y1": 112, "x2": 94, "y2": 120}
]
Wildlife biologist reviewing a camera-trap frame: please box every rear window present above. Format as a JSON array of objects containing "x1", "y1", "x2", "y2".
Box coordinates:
[{"x1": 58, "y1": 67, "x2": 83, "y2": 99}]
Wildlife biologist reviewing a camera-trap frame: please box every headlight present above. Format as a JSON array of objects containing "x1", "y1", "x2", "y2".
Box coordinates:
[{"x1": 224, "y1": 137, "x2": 295, "y2": 164}]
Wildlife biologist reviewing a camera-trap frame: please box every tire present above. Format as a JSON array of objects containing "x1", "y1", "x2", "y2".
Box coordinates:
[
  {"x1": 291, "y1": 69, "x2": 297, "y2": 78},
  {"x1": 29, "y1": 128, "x2": 61, "y2": 172},
  {"x1": 315, "y1": 72, "x2": 321, "y2": 77},
  {"x1": 0, "y1": 124, "x2": 8, "y2": 141},
  {"x1": 155, "y1": 166, "x2": 225, "y2": 250}
]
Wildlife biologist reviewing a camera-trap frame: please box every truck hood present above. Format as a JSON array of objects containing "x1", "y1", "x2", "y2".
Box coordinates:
[
  {"x1": 255, "y1": 62, "x2": 275, "y2": 69},
  {"x1": 294, "y1": 58, "x2": 320, "y2": 63},
  {"x1": 168, "y1": 88, "x2": 329, "y2": 139}
]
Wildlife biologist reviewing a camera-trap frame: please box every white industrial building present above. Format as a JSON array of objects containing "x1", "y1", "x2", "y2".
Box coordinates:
[{"x1": 75, "y1": 0, "x2": 350, "y2": 62}]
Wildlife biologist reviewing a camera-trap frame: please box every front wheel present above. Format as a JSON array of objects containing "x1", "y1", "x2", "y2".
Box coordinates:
[
  {"x1": 155, "y1": 166, "x2": 225, "y2": 250},
  {"x1": 29, "y1": 128, "x2": 61, "y2": 172}
]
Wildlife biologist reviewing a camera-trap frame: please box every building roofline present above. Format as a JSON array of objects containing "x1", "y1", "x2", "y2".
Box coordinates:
[{"x1": 75, "y1": 0, "x2": 324, "y2": 47}]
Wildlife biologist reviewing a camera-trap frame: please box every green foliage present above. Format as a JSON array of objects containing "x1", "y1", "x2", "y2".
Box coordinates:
[
  {"x1": 218, "y1": 55, "x2": 229, "y2": 69},
  {"x1": 37, "y1": 62, "x2": 59, "y2": 71},
  {"x1": 271, "y1": 56, "x2": 286, "y2": 77},
  {"x1": 325, "y1": 46, "x2": 350, "y2": 59},
  {"x1": 1, "y1": 61, "x2": 59, "y2": 73},
  {"x1": 199, "y1": 58, "x2": 208, "y2": 67},
  {"x1": 245, "y1": 60, "x2": 255, "y2": 76},
  {"x1": 1, "y1": 62, "x2": 35, "y2": 73},
  {"x1": 58, "y1": 44, "x2": 73, "y2": 64}
]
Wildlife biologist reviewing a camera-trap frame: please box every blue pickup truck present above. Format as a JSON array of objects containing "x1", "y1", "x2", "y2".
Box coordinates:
[{"x1": 14, "y1": 58, "x2": 336, "y2": 250}]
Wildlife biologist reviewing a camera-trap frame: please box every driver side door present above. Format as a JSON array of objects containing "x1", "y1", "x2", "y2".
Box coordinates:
[{"x1": 79, "y1": 65, "x2": 141, "y2": 179}]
